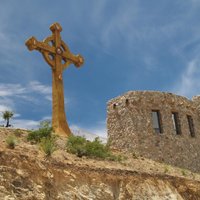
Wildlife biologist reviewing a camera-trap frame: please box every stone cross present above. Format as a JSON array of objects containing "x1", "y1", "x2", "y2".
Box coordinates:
[{"x1": 25, "y1": 22, "x2": 84, "y2": 136}]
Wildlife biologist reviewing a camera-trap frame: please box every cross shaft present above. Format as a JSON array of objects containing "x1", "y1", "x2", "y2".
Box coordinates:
[{"x1": 25, "y1": 22, "x2": 84, "y2": 136}]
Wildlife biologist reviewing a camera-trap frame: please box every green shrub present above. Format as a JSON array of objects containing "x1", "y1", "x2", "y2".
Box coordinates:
[
  {"x1": 85, "y1": 137, "x2": 109, "y2": 159},
  {"x1": 66, "y1": 135, "x2": 87, "y2": 157},
  {"x1": 6, "y1": 135, "x2": 17, "y2": 149},
  {"x1": 13, "y1": 129, "x2": 23, "y2": 137},
  {"x1": 27, "y1": 120, "x2": 53, "y2": 143},
  {"x1": 66, "y1": 135, "x2": 121, "y2": 160},
  {"x1": 40, "y1": 137, "x2": 56, "y2": 156}
]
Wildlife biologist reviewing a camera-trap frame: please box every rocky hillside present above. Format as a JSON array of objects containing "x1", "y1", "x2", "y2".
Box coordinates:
[{"x1": 1, "y1": 128, "x2": 200, "y2": 200}]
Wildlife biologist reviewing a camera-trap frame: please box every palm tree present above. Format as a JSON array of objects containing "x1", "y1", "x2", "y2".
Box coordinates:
[{"x1": 2, "y1": 111, "x2": 14, "y2": 127}]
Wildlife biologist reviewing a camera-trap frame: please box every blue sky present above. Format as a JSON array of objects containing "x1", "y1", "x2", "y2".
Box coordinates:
[{"x1": 0, "y1": 0, "x2": 200, "y2": 137}]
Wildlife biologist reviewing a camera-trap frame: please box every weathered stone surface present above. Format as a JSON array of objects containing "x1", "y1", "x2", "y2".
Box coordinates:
[
  {"x1": 1, "y1": 128, "x2": 200, "y2": 199},
  {"x1": 107, "y1": 91, "x2": 200, "y2": 173},
  {"x1": 1, "y1": 150, "x2": 200, "y2": 200}
]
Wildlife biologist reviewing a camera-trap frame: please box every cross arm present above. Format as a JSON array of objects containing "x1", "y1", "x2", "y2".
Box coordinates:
[
  {"x1": 25, "y1": 36, "x2": 84, "y2": 69},
  {"x1": 62, "y1": 53, "x2": 84, "y2": 68},
  {"x1": 25, "y1": 36, "x2": 55, "y2": 54}
]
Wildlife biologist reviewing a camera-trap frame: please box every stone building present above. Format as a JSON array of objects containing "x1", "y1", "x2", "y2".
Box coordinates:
[{"x1": 107, "y1": 91, "x2": 200, "y2": 172}]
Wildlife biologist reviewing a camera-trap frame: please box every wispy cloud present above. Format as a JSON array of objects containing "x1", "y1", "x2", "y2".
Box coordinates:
[
  {"x1": 28, "y1": 81, "x2": 52, "y2": 101},
  {"x1": 87, "y1": 120, "x2": 107, "y2": 138},
  {"x1": 70, "y1": 120, "x2": 107, "y2": 139},
  {"x1": 0, "y1": 80, "x2": 74, "y2": 129},
  {"x1": 0, "y1": 81, "x2": 51, "y2": 101},
  {"x1": 0, "y1": 105, "x2": 12, "y2": 112},
  {"x1": 0, "y1": 84, "x2": 26, "y2": 97},
  {"x1": 12, "y1": 119, "x2": 39, "y2": 130},
  {"x1": 29, "y1": 81, "x2": 51, "y2": 95},
  {"x1": 172, "y1": 58, "x2": 200, "y2": 98},
  {"x1": 0, "y1": 81, "x2": 52, "y2": 118}
]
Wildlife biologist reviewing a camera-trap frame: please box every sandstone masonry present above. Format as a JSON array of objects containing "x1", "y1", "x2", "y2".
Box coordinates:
[{"x1": 107, "y1": 91, "x2": 200, "y2": 173}]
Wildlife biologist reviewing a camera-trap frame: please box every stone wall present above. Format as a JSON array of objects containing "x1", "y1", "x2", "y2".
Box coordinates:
[{"x1": 107, "y1": 91, "x2": 200, "y2": 172}]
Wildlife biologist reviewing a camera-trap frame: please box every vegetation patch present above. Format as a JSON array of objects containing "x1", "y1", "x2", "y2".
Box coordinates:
[
  {"x1": 6, "y1": 135, "x2": 17, "y2": 149},
  {"x1": 66, "y1": 135, "x2": 123, "y2": 161},
  {"x1": 27, "y1": 120, "x2": 57, "y2": 156},
  {"x1": 27, "y1": 120, "x2": 53, "y2": 143},
  {"x1": 40, "y1": 137, "x2": 56, "y2": 156},
  {"x1": 13, "y1": 129, "x2": 23, "y2": 137}
]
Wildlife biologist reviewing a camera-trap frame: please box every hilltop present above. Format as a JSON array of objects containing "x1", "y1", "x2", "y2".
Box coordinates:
[{"x1": 0, "y1": 127, "x2": 200, "y2": 200}]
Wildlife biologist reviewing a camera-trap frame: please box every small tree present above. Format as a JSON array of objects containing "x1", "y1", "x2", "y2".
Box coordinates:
[{"x1": 2, "y1": 110, "x2": 14, "y2": 127}]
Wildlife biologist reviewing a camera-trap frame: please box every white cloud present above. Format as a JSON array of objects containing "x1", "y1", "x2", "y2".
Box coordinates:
[
  {"x1": 70, "y1": 120, "x2": 107, "y2": 139},
  {"x1": 45, "y1": 95, "x2": 52, "y2": 101},
  {"x1": 0, "y1": 81, "x2": 52, "y2": 123},
  {"x1": 0, "y1": 84, "x2": 26, "y2": 97},
  {"x1": 0, "y1": 81, "x2": 73, "y2": 130},
  {"x1": 0, "y1": 105, "x2": 12, "y2": 112},
  {"x1": 173, "y1": 58, "x2": 200, "y2": 98},
  {"x1": 0, "y1": 81, "x2": 52, "y2": 103},
  {"x1": 12, "y1": 119, "x2": 39, "y2": 130},
  {"x1": 70, "y1": 124, "x2": 107, "y2": 143},
  {"x1": 98, "y1": 3, "x2": 138, "y2": 50},
  {"x1": 88, "y1": 126, "x2": 107, "y2": 138},
  {"x1": 13, "y1": 113, "x2": 21, "y2": 118},
  {"x1": 86, "y1": 120, "x2": 107, "y2": 138},
  {"x1": 28, "y1": 81, "x2": 51, "y2": 95},
  {"x1": 41, "y1": 116, "x2": 51, "y2": 121}
]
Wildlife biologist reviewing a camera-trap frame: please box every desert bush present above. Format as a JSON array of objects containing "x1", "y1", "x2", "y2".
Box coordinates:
[
  {"x1": 27, "y1": 120, "x2": 53, "y2": 143},
  {"x1": 40, "y1": 137, "x2": 56, "y2": 156},
  {"x1": 85, "y1": 137, "x2": 110, "y2": 159},
  {"x1": 13, "y1": 129, "x2": 23, "y2": 137},
  {"x1": 66, "y1": 135, "x2": 121, "y2": 160},
  {"x1": 66, "y1": 135, "x2": 87, "y2": 157},
  {"x1": 6, "y1": 135, "x2": 17, "y2": 149}
]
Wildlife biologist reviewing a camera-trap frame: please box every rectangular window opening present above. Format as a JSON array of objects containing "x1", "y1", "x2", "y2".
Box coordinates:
[
  {"x1": 172, "y1": 112, "x2": 181, "y2": 135},
  {"x1": 187, "y1": 115, "x2": 195, "y2": 137},
  {"x1": 151, "y1": 110, "x2": 163, "y2": 134}
]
